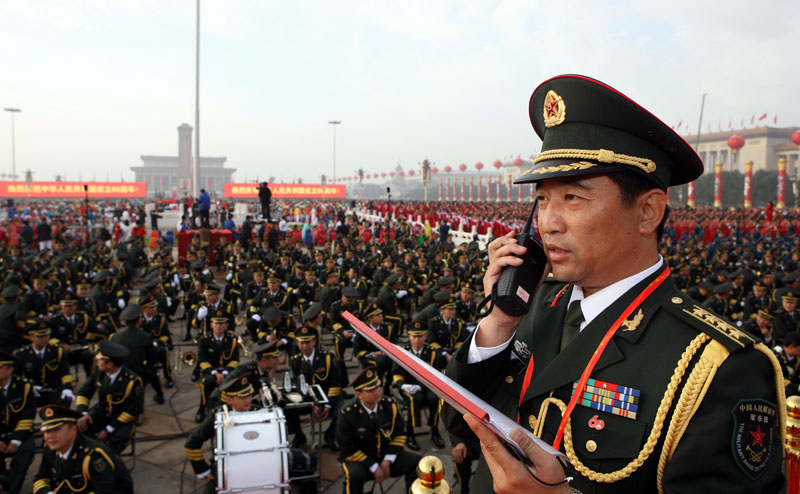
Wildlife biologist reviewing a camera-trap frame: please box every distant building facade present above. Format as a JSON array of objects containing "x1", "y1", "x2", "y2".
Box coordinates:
[
  {"x1": 690, "y1": 126, "x2": 800, "y2": 176},
  {"x1": 130, "y1": 124, "x2": 236, "y2": 197}
]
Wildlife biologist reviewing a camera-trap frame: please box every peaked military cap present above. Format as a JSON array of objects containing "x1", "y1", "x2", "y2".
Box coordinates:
[
  {"x1": 26, "y1": 319, "x2": 52, "y2": 336},
  {"x1": 433, "y1": 290, "x2": 452, "y2": 303},
  {"x1": 191, "y1": 260, "x2": 204, "y2": 270},
  {"x1": 758, "y1": 308, "x2": 775, "y2": 320},
  {"x1": 120, "y1": 303, "x2": 141, "y2": 321},
  {"x1": 142, "y1": 277, "x2": 160, "y2": 290},
  {"x1": 407, "y1": 320, "x2": 428, "y2": 336},
  {"x1": 97, "y1": 340, "x2": 129, "y2": 360},
  {"x1": 204, "y1": 284, "x2": 221, "y2": 295},
  {"x1": 220, "y1": 372, "x2": 255, "y2": 398},
  {"x1": 210, "y1": 309, "x2": 230, "y2": 323},
  {"x1": 1, "y1": 285, "x2": 20, "y2": 298},
  {"x1": 303, "y1": 303, "x2": 323, "y2": 321},
  {"x1": 295, "y1": 326, "x2": 318, "y2": 342},
  {"x1": 714, "y1": 282, "x2": 733, "y2": 294},
  {"x1": 60, "y1": 292, "x2": 78, "y2": 305},
  {"x1": 384, "y1": 273, "x2": 399, "y2": 284},
  {"x1": 94, "y1": 270, "x2": 110, "y2": 282},
  {"x1": 350, "y1": 365, "x2": 381, "y2": 391},
  {"x1": 363, "y1": 303, "x2": 382, "y2": 319},
  {"x1": 342, "y1": 286, "x2": 359, "y2": 298},
  {"x1": 0, "y1": 350, "x2": 18, "y2": 366},
  {"x1": 253, "y1": 339, "x2": 281, "y2": 357},
  {"x1": 263, "y1": 306, "x2": 282, "y2": 322},
  {"x1": 139, "y1": 295, "x2": 158, "y2": 308},
  {"x1": 39, "y1": 404, "x2": 83, "y2": 431},
  {"x1": 437, "y1": 276, "x2": 454, "y2": 287},
  {"x1": 515, "y1": 75, "x2": 703, "y2": 189}
]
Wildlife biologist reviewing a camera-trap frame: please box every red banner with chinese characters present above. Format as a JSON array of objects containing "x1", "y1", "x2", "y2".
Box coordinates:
[
  {"x1": 223, "y1": 183, "x2": 345, "y2": 199},
  {"x1": 0, "y1": 181, "x2": 146, "y2": 198}
]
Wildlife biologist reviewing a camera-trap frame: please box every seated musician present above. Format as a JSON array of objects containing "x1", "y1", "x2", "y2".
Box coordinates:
[{"x1": 184, "y1": 373, "x2": 317, "y2": 494}]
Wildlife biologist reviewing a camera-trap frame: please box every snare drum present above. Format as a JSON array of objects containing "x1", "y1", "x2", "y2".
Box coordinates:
[{"x1": 215, "y1": 408, "x2": 290, "y2": 493}]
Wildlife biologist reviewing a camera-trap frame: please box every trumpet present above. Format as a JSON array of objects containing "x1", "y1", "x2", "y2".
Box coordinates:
[
  {"x1": 175, "y1": 350, "x2": 197, "y2": 375},
  {"x1": 237, "y1": 335, "x2": 253, "y2": 358}
]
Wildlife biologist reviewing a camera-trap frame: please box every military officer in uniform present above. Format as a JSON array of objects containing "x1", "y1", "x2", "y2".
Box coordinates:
[
  {"x1": 773, "y1": 292, "x2": 799, "y2": 342},
  {"x1": 336, "y1": 366, "x2": 421, "y2": 494},
  {"x1": 330, "y1": 286, "x2": 364, "y2": 360},
  {"x1": 444, "y1": 75, "x2": 786, "y2": 493},
  {"x1": 34, "y1": 404, "x2": 133, "y2": 494},
  {"x1": 427, "y1": 300, "x2": 466, "y2": 364},
  {"x1": 111, "y1": 303, "x2": 163, "y2": 404},
  {"x1": 391, "y1": 320, "x2": 445, "y2": 450},
  {"x1": 0, "y1": 285, "x2": 26, "y2": 351},
  {"x1": 192, "y1": 285, "x2": 235, "y2": 339},
  {"x1": 15, "y1": 321, "x2": 75, "y2": 407},
  {"x1": 289, "y1": 326, "x2": 343, "y2": 449},
  {"x1": 139, "y1": 294, "x2": 174, "y2": 389},
  {"x1": 0, "y1": 350, "x2": 36, "y2": 493},
  {"x1": 204, "y1": 340, "x2": 283, "y2": 412},
  {"x1": 353, "y1": 304, "x2": 395, "y2": 389},
  {"x1": 195, "y1": 312, "x2": 239, "y2": 422},
  {"x1": 255, "y1": 306, "x2": 297, "y2": 353},
  {"x1": 775, "y1": 332, "x2": 800, "y2": 397},
  {"x1": 76, "y1": 341, "x2": 143, "y2": 454},
  {"x1": 49, "y1": 292, "x2": 100, "y2": 378}
]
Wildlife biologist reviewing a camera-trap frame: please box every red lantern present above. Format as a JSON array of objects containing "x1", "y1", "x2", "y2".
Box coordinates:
[
  {"x1": 381, "y1": 172, "x2": 387, "y2": 178},
  {"x1": 389, "y1": 171, "x2": 395, "y2": 178},
  {"x1": 431, "y1": 167, "x2": 438, "y2": 174},
  {"x1": 493, "y1": 160, "x2": 502, "y2": 170},
  {"x1": 408, "y1": 169, "x2": 415, "y2": 176},
  {"x1": 792, "y1": 129, "x2": 800, "y2": 149},
  {"x1": 458, "y1": 163, "x2": 467, "y2": 172},
  {"x1": 475, "y1": 161, "x2": 484, "y2": 171},
  {"x1": 727, "y1": 134, "x2": 745, "y2": 154},
  {"x1": 513, "y1": 156, "x2": 524, "y2": 166},
  {"x1": 398, "y1": 170, "x2": 405, "y2": 177},
  {"x1": 444, "y1": 165, "x2": 452, "y2": 173}
]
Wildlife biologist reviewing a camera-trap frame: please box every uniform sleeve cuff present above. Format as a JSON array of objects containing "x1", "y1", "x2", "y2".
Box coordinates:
[
  {"x1": 197, "y1": 469, "x2": 212, "y2": 479},
  {"x1": 10, "y1": 440, "x2": 21, "y2": 447},
  {"x1": 467, "y1": 322, "x2": 515, "y2": 363},
  {"x1": 383, "y1": 454, "x2": 397, "y2": 463},
  {"x1": 106, "y1": 425, "x2": 115, "y2": 434},
  {"x1": 369, "y1": 462, "x2": 379, "y2": 473}
]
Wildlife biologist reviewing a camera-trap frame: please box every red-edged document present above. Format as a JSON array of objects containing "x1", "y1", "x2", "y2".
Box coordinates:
[{"x1": 342, "y1": 311, "x2": 566, "y2": 463}]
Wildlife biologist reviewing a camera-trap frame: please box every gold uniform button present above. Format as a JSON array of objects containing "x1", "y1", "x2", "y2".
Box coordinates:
[
  {"x1": 586, "y1": 440, "x2": 597, "y2": 453},
  {"x1": 671, "y1": 296, "x2": 683, "y2": 304},
  {"x1": 505, "y1": 376, "x2": 514, "y2": 384},
  {"x1": 528, "y1": 415, "x2": 537, "y2": 430}
]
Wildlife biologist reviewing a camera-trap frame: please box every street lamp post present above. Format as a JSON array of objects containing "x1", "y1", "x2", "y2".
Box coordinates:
[
  {"x1": 4, "y1": 108, "x2": 21, "y2": 179},
  {"x1": 328, "y1": 120, "x2": 341, "y2": 181},
  {"x1": 193, "y1": 0, "x2": 201, "y2": 198}
]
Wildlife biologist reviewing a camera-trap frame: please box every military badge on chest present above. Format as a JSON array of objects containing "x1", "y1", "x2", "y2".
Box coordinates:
[
  {"x1": 731, "y1": 398, "x2": 776, "y2": 479},
  {"x1": 509, "y1": 340, "x2": 531, "y2": 375}
]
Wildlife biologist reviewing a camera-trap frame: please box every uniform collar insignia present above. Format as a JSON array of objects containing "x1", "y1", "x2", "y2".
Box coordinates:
[{"x1": 621, "y1": 309, "x2": 644, "y2": 332}]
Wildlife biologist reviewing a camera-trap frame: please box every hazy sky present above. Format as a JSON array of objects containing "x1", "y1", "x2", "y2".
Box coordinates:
[{"x1": 1, "y1": 0, "x2": 798, "y2": 184}]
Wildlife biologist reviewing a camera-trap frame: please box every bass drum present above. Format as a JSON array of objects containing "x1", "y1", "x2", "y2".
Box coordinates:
[{"x1": 215, "y1": 408, "x2": 290, "y2": 493}]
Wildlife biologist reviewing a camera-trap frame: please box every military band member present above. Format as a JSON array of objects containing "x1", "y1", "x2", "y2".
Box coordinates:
[
  {"x1": 742, "y1": 308, "x2": 777, "y2": 346},
  {"x1": 0, "y1": 285, "x2": 26, "y2": 352},
  {"x1": 49, "y1": 293, "x2": 101, "y2": 377},
  {"x1": 192, "y1": 284, "x2": 235, "y2": 339},
  {"x1": 0, "y1": 350, "x2": 36, "y2": 494},
  {"x1": 289, "y1": 326, "x2": 343, "y2": 449},
  {"x1": 427, "y1": 300, "x2": 466, "y2": 363},
  {"x1": 255, "y1": 306, "x2": 297, "y2": 353},
  {"x1": 375, "y1": 274, "x2": 405, "y2": 334},
  {"x1": 205, "y1": 340, "x2": 283, "y2": 412},
  {"x1": 775, "y1": 332, "x2": 800, "y2": 397},
  {"x1": 295, "y1": 270, "x2": 320, "y2": 309},
  {"x1": 336, "y1": 366, "x2": 421, "y2": 494},
  {"x1": 743, "y1": 281, "x2": 774, "y2": 320},
  {"x1": 195, "y1": 313, "x2": 239, "y2": 422},
  {"x1": 34, "y1": 404, "x2": 133, "y2": 494},
  {"x1": 330, "y1": 286, "x2": 364, "y2": 360},
  {"x1": 456, "y1": 286, "x2": 478, "y2": 322},
  {"x1": 139, "y1": 295, "x2": 174, "y2": 389},
  {"x1": 22, "y1": 275, "x2": 53, "y2": 318},
  {"x1": 111, "y1": 303, "x2": 163, "y2": 404},
  {"x1": 773, "y1": 292, "x2": 800, "y2": 342},
  {"x1": 391, "y1": 321, "x2": 445, "y2": 450},
  {"x1": 15, "y1": 321, "x2": 74, "y2": 407},
  {"x1": 353, "y1": 304, "x2": 395, "y2": 389},
  {"x1": 76, "y1": 341, "x2": 143, "y2": 454},
  {"x1": 89, "y1": 271, "x2": 119, "y2": 333},
  {"x1": 184, "y1": 373, "x2": 317, "y2": 494}
]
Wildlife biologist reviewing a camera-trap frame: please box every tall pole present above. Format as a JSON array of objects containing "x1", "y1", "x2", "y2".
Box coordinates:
[
  {"x1": 4, "y1": 108, "x2": 21, "y2": 179},
  {"x1": 193, "y1": 0, "x2": 201, "y2": 198},
  {"x1": 329, "y1": 120, "x2": 341, "y2": 181},
  {"x1": 693, "y1": 94, "x2": 707, "y2": 167}
]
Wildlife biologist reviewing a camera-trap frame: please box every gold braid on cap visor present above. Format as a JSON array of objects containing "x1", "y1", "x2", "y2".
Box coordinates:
[{"x1": 521, "y1": 148, "x2": 657, "y2": 177}]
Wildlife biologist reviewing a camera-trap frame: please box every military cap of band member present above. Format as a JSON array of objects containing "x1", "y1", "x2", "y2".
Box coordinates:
[
  {"x1": 253, "y1": 340, "x2": 281, "y2": 358},
  {"x1": 783, "y1": 292, "x2": 799, "y2": 302},
  {"x1": 349, "y1": 365, "x2": 381, "y2": 391},
  {"x1": 0, "y1": 350, "x2": 18, "y2": 367},
  {"x1": 120, "y1": 303, "x2": 141, "y2": 322},
  {"x1": 758, "y1": 308, "x2": 775, "y2": 320},
  {"x1": 437, "y1": 276, "x2": 454, "y2": 287},
  {"x1": 139, "y1": 295, "x2": 158, "y2": 309},
  {"x1": 363, "y1": 303, "x2": 382, "y2": 319},
  {"x1": 460, "y1": 286, "x2": 475, "y2": 294},
  {"x1": 514, "y1": 75, "x2": 703, "y2": 189},
  {"x1": 304, "y1": 270, "x2": 315, "y2": 276},
  {"x1": 210, "y1": 310, "x2": 229, "y2": 324},
  {"x1": 407, "y1": 320, "x2": 427, "y2": 336},
  {"x1": 39, "y1": 404, "x2": 83, "y2": 431},
  {"x1": 342, "y1": 286, "x2": 359, "y2": 299},
  {"x1": 191, "y1": 260, "x2": 205, "y2": 270},
  {"x1": 94, "y1": 270, "x2": 110, "y2": 282},
  {"x1": 26, "y1": 320, "x2": 52, "y2": 337},
  {"x1": 303, "y1": 303, "x2": 323, "y2": 321},
  {"x1": 295, "y1": 326, "x2": 317, "y2": 342},
  {"x1": 433, "y1": 290, "x2": 452, "y2": 304},
  {"x1": 142, "y1": 277, "x2": 160, "y2": 290},
  {"x1": 385, "y1": 273, "x2": 399, "y2": 284},
  {"x1": 1, "y1": 285, "x2": 20, "y2": 299},
  {"x1": 97, "y1": 340, "x2": 129, "y2": 364},
  {"x1": 262, "y1": 306, "x2": 282, "y2": 322},
  {"x1": 204, "y1": 284, "x2": 221, "y2": 296},
  {"x1": 60, "y1": 292, "x2": 79, "y2": 306},
  {"x1": 714, "y1": 282, "x2": 733, "y2": 294},
  {"x1": 326, "y1": 270, "x2": 340, "y2": 280},
  {"x1": 267, "y1": 274, "x2": 281, "y2": 283},
  {"x1": 440, "y1": 299, "x2": 457, "y2": 310},
  {"x1": 220, "y1": 372, "x2": 255, "y2": 398}
]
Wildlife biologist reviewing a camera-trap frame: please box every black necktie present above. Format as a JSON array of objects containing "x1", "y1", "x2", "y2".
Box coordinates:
[{"x1": 560, "y1": 300, "x2": 584, "y2": 351}]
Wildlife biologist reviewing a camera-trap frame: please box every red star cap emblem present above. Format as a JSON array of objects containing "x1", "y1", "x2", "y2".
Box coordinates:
[{"x1": 750, "y1": 424, "x2": 766, "y2": 447}]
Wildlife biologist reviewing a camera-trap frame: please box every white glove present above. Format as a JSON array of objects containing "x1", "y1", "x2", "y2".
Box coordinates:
[
  {"x1": 33, "y1": 385, "x2": 43, "y2": 398},
  {"x1": 226, "y1": 273, "x2": 233, "y2": 281},
  {"x1": 252, "y1": 314, "x2": 261, "y2": 322},
  {"x1": 197, "y1": 306, "x2": 208, "y2": 321},
  {"x1": 281, "y1": 282, "x2": 288, "y2": 289},
  {"x1": 117, "y1": 298, "x2": 126, "y2": 309},
  {"x1": 397, "y1": 290, "x2": 408, "y2": 299},
  {"x1": 61, "y1": 389, "x2": 75, "y2": 402},
  {"x1": 153, "y1": 341, "x2": 158, "y2": 347},
  {"x1": 410, "y1": 384, "x2": 421, "y2": 394},
  {"x1": 401, "y1": 384, "x2": 419, "y2": 394}
]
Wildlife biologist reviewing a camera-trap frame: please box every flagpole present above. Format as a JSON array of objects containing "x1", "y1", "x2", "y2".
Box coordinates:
[{"x1": 694, "y1": 94, "x2": 707, "y2": 160}]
